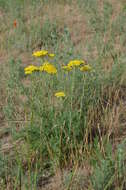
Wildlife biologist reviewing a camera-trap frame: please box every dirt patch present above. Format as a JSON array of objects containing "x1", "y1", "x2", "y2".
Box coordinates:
[
  {"x1": 40, "y1": 2, "x2": 87, "y2": 48},
  {"x1": 38, "y1": 166, "x2": 91, "y2": 190}
]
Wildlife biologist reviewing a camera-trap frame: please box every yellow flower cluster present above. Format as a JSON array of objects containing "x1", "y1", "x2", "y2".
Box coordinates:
[
  {"x1": 62, "y1": 60, "x2": 85, "y2": 72},
  {"x1": 32, "y1": 50, "x2": 55, "y2": 58},
  {"x1": 24, "y1": 65, "x2": 39, "y2": 74},
  {"x1": 62, "y1": 59, "x2": 92, "y2": 72},
  {"x1": 24, "y1": 49, "x2": 92, "y2": 99},
  {"x1": 39, "y1": 62, "x2": 57, "y2": 74},
  {"x1": 25, "y1": 49, "x2": 56, "y2": 75},
  {"x1": 68, "y1": 59, "x2": 85, "y2": 67},
  {"x1": 25, "y1": 63, "x2": 57, "y2": 75}
]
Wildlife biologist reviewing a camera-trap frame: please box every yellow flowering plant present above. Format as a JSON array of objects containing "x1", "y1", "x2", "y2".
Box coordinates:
[
  {"x1": 24, "y1": 48, "x2": 57, "y2": 75},
  {"x1": 32, "y1": 50, "x2": 55, "y2": 58}
]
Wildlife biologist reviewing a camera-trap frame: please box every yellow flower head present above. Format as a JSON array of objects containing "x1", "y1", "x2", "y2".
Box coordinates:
[
  {"x1": 68, "y1": 59, "x2": 85, "y2": 67},
  {"x1": 32, "y1": 50, "x2": 48, "y2": 57},
  {"x1": 24, "y1": 65, "x2": 39, "y2": 74},
  {"x1": 62, "y1": 65, "x2": 72, "y2": 71},
  {"x1": 48, "y1": 53, "x2": 55, "y2": 57},
  {"x1": 55, "y1": 91, "x2": 66, "y2": 98},
  {"x1": 39, "y1": 62, "x2": 57, "y2": 74},
  {"x1": 80, "y1": 65, "x2": 92, "y2": 72},
  {"x1": 24, "y1": 65, "x2": 38, "y2": 71}
]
